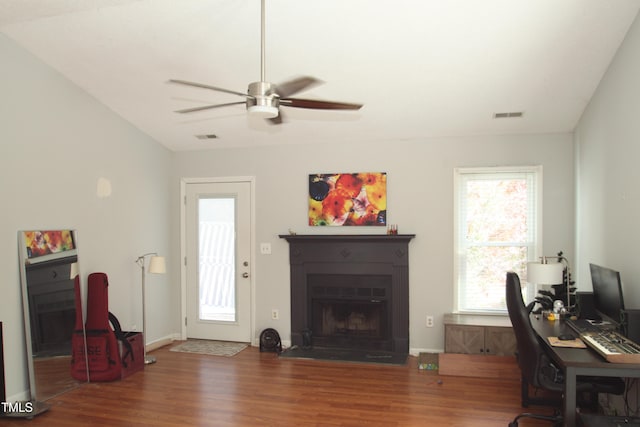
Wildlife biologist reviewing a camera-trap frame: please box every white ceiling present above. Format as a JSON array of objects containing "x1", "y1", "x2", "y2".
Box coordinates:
[{"x1": 1, "y1": 0, "x2": 638, "y2": 151}]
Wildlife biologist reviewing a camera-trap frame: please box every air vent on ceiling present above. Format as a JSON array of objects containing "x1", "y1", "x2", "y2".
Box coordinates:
[
  {"x1": 195, "y1": 134, "x2": 218, "y2": 140},
  {"x1": 494, "y1": 112, "x2": 524, "y2": 119}
]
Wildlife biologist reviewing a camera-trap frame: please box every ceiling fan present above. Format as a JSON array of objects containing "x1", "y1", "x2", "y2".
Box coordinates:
[{"x1": 169, "y1": 0, "x2": 362, "y2": 125}]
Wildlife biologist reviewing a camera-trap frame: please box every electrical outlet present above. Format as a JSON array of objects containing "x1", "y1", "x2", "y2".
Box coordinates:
[
  {"x1": 271, "y1": 309, "x2": 279, "y2": 320},
  {"x1": 260, "y1": 243, "x2": 272, "y2": 255},
  {"x1": 426, "y1": 316, "x2": 434, "y2": 328}
]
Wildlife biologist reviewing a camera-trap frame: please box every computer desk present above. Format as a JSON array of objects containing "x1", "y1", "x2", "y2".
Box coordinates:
[{"x1": 530, "y1": 314, "x2": 640, "y2": 426}]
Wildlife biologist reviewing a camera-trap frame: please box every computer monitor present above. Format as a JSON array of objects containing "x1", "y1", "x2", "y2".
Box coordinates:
[{"x1": 590, "y1": 263, "x2": 625, "y2": 325}]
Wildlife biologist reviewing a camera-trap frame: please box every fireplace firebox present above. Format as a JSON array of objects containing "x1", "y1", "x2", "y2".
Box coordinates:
[
  {"x1": 309, "y1": 273, "x2": 391, "y2": 350},
  {"x1": 280, "y1": 234, "x2": 414, "y2": 355},
  {"x1": 25, "y1": 258, "x2": 77, "y2": 357}
]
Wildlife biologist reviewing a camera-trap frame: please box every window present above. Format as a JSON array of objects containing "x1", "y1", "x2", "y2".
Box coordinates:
[{"x1": 454, "y1": 166, "x2": 541, "y2": 313}]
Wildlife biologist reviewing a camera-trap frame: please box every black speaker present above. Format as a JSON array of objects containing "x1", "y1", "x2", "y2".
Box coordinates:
[
  {"x1": 259, "y1": 328, "x2": 282, "y2": 353},
  {"x1": 575, "y1": 292, "x2": 598, "y2": 320},
  {"x1": 620, "y1": 309, "x2": 640, "y2": 343}
]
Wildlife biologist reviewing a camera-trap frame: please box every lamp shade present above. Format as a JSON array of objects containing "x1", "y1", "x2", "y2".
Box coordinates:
[
  {"x1": 148, "y1": 256, "x2": 166, "y2": 274},
  {"x1": 69, "y1": 262, "x2": 79, "y2": 279},
  {"x1": 527, "y1": 261, "x2": 563, "y2": 284}
]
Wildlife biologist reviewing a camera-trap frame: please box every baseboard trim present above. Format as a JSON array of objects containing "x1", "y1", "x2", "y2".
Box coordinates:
[{"x1": 146, "y1": 334, "x2": 179, "y2": 352}]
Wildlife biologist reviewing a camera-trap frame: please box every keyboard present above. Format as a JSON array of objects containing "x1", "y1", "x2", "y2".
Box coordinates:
[
  {"x1": 566, "y1": 318, "x2": 612, "y2": 334},
  {"x1": 580, "y1": 330, "x2": 640, "y2": 364}
]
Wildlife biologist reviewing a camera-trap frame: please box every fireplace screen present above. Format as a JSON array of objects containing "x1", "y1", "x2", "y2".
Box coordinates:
[
  {"x1": 308, "y1": 274, "x2": 392, "y2": 350},
  {"x1": 312, "y1": 300, "x2": 388, "y2": 345}
]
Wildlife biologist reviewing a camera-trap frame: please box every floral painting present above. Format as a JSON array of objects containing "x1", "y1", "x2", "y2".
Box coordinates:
[
  {"x1": 24, "y1": 230, "x2": 75, "y2": 259},
  {"x1": 309, "y1": 172, "x2": 387, "y2": 226}
]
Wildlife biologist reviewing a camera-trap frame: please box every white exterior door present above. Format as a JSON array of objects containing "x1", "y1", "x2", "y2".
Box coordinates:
[{"x1": 184, "y1": 180, "x2": 252, "y2": 342}]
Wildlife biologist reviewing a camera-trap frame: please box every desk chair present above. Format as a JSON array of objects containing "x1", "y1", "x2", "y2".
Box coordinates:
[{"x1": 505, "y1": 272, "x2": 624, "y2": 427}]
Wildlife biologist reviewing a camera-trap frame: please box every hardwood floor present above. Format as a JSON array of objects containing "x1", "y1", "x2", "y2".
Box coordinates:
[{"x1": 4, "y1": 344, "x2": 555, "y2": 426}]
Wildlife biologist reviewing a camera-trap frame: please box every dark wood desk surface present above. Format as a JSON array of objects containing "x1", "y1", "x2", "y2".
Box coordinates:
[
  {"x1": 530, "y1": 314, "x2": 640, "y2": 369},
  {"x1": 530, "y1": 314, "x2": 640, "y2": 426}
]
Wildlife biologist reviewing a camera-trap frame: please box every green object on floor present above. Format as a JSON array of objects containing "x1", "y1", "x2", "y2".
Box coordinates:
[{"x1": 417, "y1": 352, "x2": 439, "y2": 372}]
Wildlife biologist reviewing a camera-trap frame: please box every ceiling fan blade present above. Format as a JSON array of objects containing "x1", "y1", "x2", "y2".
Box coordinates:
[
  {"x1": 175, "y1": 101, "x2": 246, "y2": 114},
  {"x1": 280, "y1": 98, "x2": 363, "y2": 110},
  {"x1": 273, "y1": 76, "x2": 323, "y2": 98},
  {"x1": 169, "y1": 79, "x2": 248, "y2": 98}
]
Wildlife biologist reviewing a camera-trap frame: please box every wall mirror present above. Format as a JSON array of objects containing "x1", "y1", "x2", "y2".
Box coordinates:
[{"x1": 17, "y1": 230, "x2": 88, "y2": 402}]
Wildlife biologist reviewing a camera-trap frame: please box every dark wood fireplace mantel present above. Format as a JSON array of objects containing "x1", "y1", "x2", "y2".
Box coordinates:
[
  {"x1": 280, "y1": 234, "x2": 415, "y2": 354},
  {"x1": 279, "y1": 234, "x2": 415, "y2": 242}
]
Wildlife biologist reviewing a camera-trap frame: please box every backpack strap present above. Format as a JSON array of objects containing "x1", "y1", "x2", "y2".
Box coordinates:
[{"x1": 109, "y1": 312, "x2": 134, "y2": 368}]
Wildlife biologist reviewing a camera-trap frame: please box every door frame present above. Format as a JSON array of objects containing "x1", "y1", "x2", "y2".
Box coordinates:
[{"x1": 179, "y1": 176, "x2": 256, "y2": 344}]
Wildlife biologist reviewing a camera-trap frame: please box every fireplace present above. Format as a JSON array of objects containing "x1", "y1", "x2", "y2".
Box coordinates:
[
  {"x1": 280, "y1": 234, "x2": 414, "y2": 355},
  {"x1": 25, "y1": 258, "x2": 77, "y2": 357}
]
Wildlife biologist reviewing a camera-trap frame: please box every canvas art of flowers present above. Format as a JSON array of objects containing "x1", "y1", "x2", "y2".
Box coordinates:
[
  {"x1": 309, "y1": 172, "x2": 387, "y2": 226},
  {"x1": 24, "y1": 230, "x2": 75, "y2": 258}
]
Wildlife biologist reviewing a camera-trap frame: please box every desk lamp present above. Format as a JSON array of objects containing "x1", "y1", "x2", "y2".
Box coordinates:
[
  {"x1": 135, "y1": 253, "x2": 166, "y2": 364},
  {"x1": 527, "y1": 254, "x2": 572, "y2": 313}
]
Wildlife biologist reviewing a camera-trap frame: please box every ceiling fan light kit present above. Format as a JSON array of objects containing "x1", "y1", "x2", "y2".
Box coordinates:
[
  {"x1": 248, "y1": 105, "x2": 279, "y2": 119},
  {"x1": 169, "y1": 0, "x2": 362, "y2": 125},
  {"x1": 247, "y1": 81, "x2": 279, "y2": 118}
]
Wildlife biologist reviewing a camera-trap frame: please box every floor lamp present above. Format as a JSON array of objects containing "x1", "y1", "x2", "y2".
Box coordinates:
[{"x1": 135, "y1": 253, "x2": 166, "y2": 365}]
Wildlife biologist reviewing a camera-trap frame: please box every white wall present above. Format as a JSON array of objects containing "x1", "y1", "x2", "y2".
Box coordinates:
[
  {"x1": 172, "y1": 133, "x2": 575, "y2": 353},
  {"x1": 574, "y1": 13, "x2": 640, "y2": 416},
  {"x1": 0, "y1": 34, "x2": 173, "y2": 399},
  {"x1": 575, "y1": 13, "x2": 640, "y2": 306}
]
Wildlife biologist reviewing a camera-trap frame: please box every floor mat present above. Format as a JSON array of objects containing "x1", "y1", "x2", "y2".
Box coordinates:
[{"x1": 170, "y1": 339, "x2": 248, "y2": 357}]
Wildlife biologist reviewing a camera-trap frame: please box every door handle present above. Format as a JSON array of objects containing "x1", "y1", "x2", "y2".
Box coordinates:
[{"x1": 242, "y1": 272, "x2": 249, "y2": 278}]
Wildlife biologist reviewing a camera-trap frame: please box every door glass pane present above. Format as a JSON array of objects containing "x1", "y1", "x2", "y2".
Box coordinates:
[{"x1": 198, "y1": 197, "x2": 236, "y2": 322}]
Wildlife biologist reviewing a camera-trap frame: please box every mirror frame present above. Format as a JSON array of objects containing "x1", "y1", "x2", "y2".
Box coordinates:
[{"x1": 18, "y1": 230, "x2": 88, "y2": 402}]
